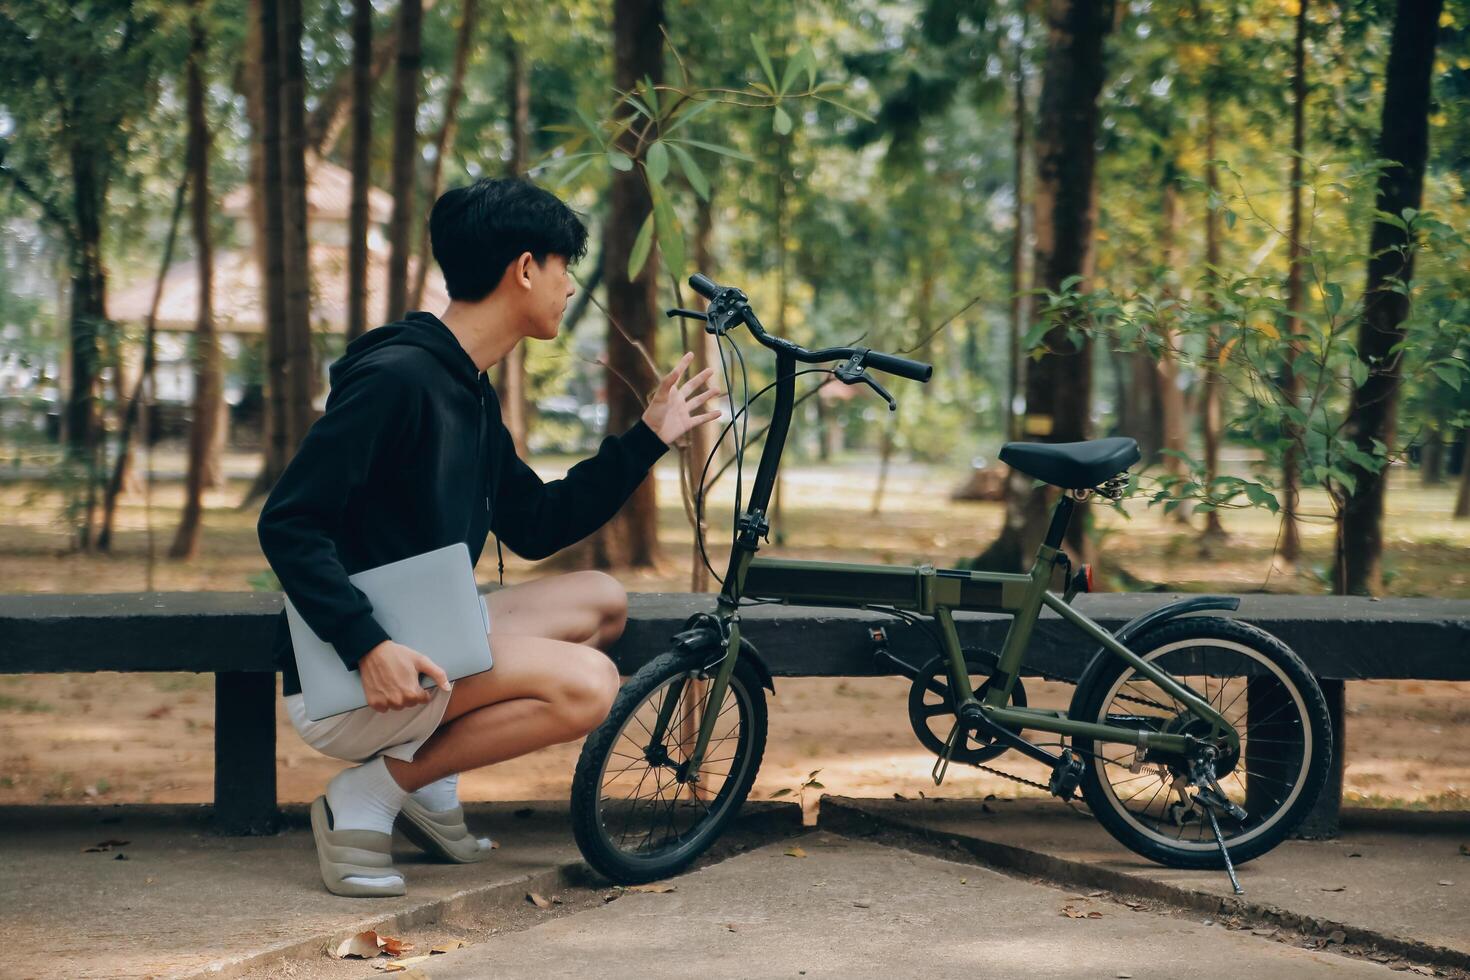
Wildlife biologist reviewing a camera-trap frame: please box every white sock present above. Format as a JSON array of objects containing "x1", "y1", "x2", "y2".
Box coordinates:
[
  {"x1": 410, "y1": 772, "x2": 460, "y2": 812},
  {"x1": 325, "y1": 757, "x2": 409, "y2": 889}
]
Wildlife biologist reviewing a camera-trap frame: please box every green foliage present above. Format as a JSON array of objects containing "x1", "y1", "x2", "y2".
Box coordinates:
[{"x1": 1028, "y1": 151, "x2": 1470, "y2": 519}]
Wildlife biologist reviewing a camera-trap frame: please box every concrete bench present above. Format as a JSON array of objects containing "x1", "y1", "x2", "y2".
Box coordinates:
[{"x1": 1, "y1": 591, "x2": 1465, "y2": 836}]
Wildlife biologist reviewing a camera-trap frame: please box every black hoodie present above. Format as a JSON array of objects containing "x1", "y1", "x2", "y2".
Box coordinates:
[{"x1": 256, "y1": 311, "x2": 670, "y2": 697}]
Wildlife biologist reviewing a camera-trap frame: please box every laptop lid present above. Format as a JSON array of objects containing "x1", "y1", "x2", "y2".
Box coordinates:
[{"x1": 285, "y1": 541, "x2": 493, "y2": 721}]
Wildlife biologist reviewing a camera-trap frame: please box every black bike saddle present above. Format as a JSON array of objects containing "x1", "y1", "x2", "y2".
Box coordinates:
[{"x1": 998, "y1": 437, "x2": 1141, "y2": 490}]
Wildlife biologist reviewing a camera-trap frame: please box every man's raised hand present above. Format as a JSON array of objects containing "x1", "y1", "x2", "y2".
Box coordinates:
[{"x1": 642, "y1": 350, "x2": 722, "y2": 447}]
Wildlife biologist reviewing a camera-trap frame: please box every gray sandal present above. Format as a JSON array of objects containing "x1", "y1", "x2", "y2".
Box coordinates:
[
  {"x1": 395, "y1": 797, "x2": 497, "y2": 864},
  {"x1": 309, "y1": 795, "x2": 407, "y2": 897}
]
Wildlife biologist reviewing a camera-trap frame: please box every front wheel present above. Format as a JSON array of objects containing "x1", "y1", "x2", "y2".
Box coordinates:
[
  {"x1": 1071, "y1": 617, "x2": 1332, "y2": 869},
  {"x1": 570, "y1": 649, "x2": 768, "y2": 884}
]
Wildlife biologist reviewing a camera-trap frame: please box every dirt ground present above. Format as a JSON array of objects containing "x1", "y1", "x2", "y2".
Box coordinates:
[{"x1": 1, "y1": 450, "x2": 1467, "y2": 811}]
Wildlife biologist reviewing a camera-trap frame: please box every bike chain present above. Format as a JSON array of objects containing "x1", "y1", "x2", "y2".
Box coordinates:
[{"x1": 952, "y1": 650, "x2": 1170, "y2": 794}]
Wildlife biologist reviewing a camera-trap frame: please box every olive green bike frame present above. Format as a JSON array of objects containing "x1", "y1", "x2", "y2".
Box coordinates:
[{"x1": 652, "y1": 348, "x2": 1237, "y2": 785}]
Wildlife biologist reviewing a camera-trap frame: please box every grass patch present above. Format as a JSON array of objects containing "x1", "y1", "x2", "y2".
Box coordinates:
[{"x1": 0, "y1": 694, "x2": 54, "y2": 713}]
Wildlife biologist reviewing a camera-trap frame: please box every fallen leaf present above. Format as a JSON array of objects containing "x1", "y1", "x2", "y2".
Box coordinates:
[
  {"x1": 1320, "y1": 885, "x2": 1346, "y2": 892},
  {"x1": 1347, "y1": 852, "x2": 1362, "y2": 858},
  {"x1": 626, "y1": 883, "x2": 676, "y2": 893},
  {"x1": 784, "y1": 846, "x2": 808, "y2": 858},
  {"x1": 82, "y1": 838, "x2": 131, "y2": 852},
  {"x1": 378, "y1": 954, "x2": 432, "y2": 972},
  {"x1": 527, "y1": 892, "x2": 553, "y2": 909},
  {"x1": 1437, "y1": 880, "x2": 1453, "y2": 886},
  {"x1": 380, "y1": 936, "x2": 414, "y2": 956},
  {"x1": 853, "y1": 901, "x2": 871, "y2": 909},
  {"x1": 145, "y1": 706, "x2": 171, "y2": 719},
  {"x1": 892, "y1": 793, "x2": 908, "y2": 801},
  {"x1": 335, "y1": 931, "x2": 386, "y2": 959},
  {"x1": 959, "y1": 878, "x2": 967, "y2": 885},
  {"x1": 725, "y1": 923, "x2": 738, "y2": 932},
  {"x1": 83, "y1": 785, "x2": 100, "y2": 798},
  {"x1": 602, "y1": 892, "x2": 620, "y2": 903},
  {"x1": 1087, "y1": 890, "x2": 1105, "y2": 898},
  {"x1": 1327, "y1": 930, "x2": 1347, "y2": 945},
  {"x1": 144, "y1": 876, "x2": 156, "y2": 885},
  {"x1": 1251, "y1": 928, "x2": 1277, "y2": 937},
  {"x1": 430, "y1": 940, "x2": 469, "y2": 954}
]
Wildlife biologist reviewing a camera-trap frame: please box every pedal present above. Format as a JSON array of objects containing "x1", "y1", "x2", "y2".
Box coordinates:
[
  {"x1": 1047, "y1": 748, "x2": 1085, "y2": 800},
  {"x1": 930, "y1": 717, "x2": 963, "y2": 787}
]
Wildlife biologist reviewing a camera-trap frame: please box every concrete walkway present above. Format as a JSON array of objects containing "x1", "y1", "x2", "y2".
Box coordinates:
[
  {"x1": 414, "y1": 831, "x2": 1398, "y2": 980},
  {"x1": 1, "y1": 801, "x2": 799, "y2": 979},
  {"x1": 3, "y1": 799, "x2": 1465, "y2": 979},
  {"x1": 820, "y1": 797, "x2": 1470, "y2": 970}
]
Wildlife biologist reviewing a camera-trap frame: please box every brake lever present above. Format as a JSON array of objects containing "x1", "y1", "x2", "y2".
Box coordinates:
[
  {"x1": 664, "y1": 308, "x2": 709, "y2": 322},
  {"x1": 862, "y1": 374, "x2": 898, "y2": 412}
]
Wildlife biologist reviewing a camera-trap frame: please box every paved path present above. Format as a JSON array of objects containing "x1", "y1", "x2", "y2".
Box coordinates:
[
  {"x1": 421, "y1": 831, "x2": 1397, "y2": 980},
  {"x1": 820, "y1": 797, "x2": 1470, "y2": 965}
]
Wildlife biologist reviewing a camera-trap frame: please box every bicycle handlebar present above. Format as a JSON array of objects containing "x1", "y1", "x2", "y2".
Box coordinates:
[{"x1": 686, "y1": 273, "x2": 933, "y2": 383}]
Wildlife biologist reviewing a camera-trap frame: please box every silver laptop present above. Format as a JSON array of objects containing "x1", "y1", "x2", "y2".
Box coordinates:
[{"x1": 284, "y1": 541, "x2": 494, "y2": 721}]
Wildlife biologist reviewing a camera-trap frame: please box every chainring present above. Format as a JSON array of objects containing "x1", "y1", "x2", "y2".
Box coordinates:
[{"x1": 907, "y1": 652, "x2": 1027, "y2": 765}]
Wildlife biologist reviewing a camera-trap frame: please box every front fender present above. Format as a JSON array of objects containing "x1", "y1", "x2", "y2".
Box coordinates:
[{"x1": 671, "y1": 613, "x2": 777, "y2": 694}]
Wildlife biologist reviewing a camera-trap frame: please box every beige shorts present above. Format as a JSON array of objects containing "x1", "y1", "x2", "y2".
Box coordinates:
[{"x1": 283, "y1": 686, "x2": 453, "y2": 764}]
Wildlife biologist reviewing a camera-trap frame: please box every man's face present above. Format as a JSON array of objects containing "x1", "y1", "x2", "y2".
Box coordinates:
[{"x1": 522, "y1": 253, "x2": 575, "y2": 341}]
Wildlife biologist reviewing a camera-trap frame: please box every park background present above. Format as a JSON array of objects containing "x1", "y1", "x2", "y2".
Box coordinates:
[{"x1": 0, "y1": 0, "x2": 1466, "y2": 815}]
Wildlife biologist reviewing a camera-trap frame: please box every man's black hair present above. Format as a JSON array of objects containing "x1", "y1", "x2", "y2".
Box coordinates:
[{"x1": 428, "y1": 177, "x2": 589, "y2": 302}]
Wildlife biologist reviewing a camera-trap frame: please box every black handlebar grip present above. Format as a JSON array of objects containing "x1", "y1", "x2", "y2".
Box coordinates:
[
  {"x1": 865, "y1": 350, "x2": 934, "y2": 383},
  {"x1": 688, "y1": 273, "x2": 721, "y2": 300}
]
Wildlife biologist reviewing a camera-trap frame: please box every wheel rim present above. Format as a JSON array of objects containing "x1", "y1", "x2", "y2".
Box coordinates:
[
  {"x1": 1090, "y1": 638, "x2": 1313, "y2": 852},
  {"x1": 591, "y1": 668, "x2": 755, "y2": 866}
]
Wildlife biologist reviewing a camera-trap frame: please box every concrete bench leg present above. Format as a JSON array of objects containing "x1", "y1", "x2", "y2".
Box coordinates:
[
  {"x1": 214, "y1": 672, "x2": 279, "y2": 835},
  {"x1": 1244, "y1": 676, "x2": 1343, "y2": 839},
  {"x1": 1292, "y1": 678, "x2": 1344, "y2": 839}
]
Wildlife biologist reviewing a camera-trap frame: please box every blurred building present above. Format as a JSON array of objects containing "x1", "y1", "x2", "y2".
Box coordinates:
[{"x1": 107, "y1": 156, "x2": 448, "y2": 441}]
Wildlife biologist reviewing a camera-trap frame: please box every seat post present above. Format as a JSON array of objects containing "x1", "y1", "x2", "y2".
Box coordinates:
[{"x1": 1042, "y1": 493, "x2": 1076, "y2": 550}]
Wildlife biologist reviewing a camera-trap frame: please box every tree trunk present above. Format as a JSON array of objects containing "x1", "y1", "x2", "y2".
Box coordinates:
[
  {"x1": 1455, "y1": 434, "x2": 1470, "y2": 518},
  {"x1": 1421, "y1": 425, "x2": 1443, "y2": 484},
  {"x1": 385, "y1": 0, "x2": 423, "y2": 324},
  {"x1": 307, "y1": 1, "x2": 438, "y2": 157},
  {"x1": 973, "y1": 0, "x2": 1113, "y2": 572},
  {"x1": 241, "y1": 0, "x2": 292, "y2": 505},
  {"x1": 1199, "y1": 92, "x2": 1227, "y2": 544},
  {"x1": 67, "y1": 140, "x2": 109, "y2": 552},
  {"x1": 686, "y1": 191, "x2": 719, "y2": 592},
  {"x1": 170, "y1": 1, "x2": 222, "y2": 561},
  {"x1": 99, "y1": 174, "x2": 188, "y2": 552},
  {"x1": 1006, "y1": 3, "x2": 1030, "y2": 443},
  {"x1": 496, "y1": 32, "x2": 530, "y2": 456},
  {"x1": 278, "y1": 0, "x2": 317, "y2": 447},
  {"x1": 1337, "y1": 0, "x2": 1443, "y2": 594},
  {"x1": 1280, "y1": 0, "x2": 1309, "y2": 563},
  {"x1": 1157, "y1": 173, "x2": 1189, "y2": 522},
  {"x1": 346, "y1": 0, "x2": 373, "y2": 344},
  {"x1": 591, "y1": 0, "x2": 664, "y2": 570},
  {"x1": 410, "y1": 0, "x2": 477, "y2": 312}
]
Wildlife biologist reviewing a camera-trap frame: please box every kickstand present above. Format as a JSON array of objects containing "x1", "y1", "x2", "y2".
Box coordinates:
[{"x1": 1203, "y1": 803, "x2": 1244, "y2": 896}]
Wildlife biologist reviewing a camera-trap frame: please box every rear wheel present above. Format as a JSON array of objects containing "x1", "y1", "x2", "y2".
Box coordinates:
[
  {"x1": 1071, "y1": 617, "x2": 1331, "y2": 869},
  {"x1": 570, "y1": 650, "x2": 768, "y2": 884}
]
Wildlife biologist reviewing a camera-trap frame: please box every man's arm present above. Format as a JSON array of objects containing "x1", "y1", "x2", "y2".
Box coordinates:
[
  {"x1": 490, "y1": 407, "x2": 669, "y2": 560},
  {"x1": 256, "y1": 363, "x2": 421, "y2": 671}
]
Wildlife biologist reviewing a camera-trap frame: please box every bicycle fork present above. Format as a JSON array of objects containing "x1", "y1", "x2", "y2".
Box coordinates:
[{"x1": 643, "y1": 609, "x2": 743, "y2": 786}]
